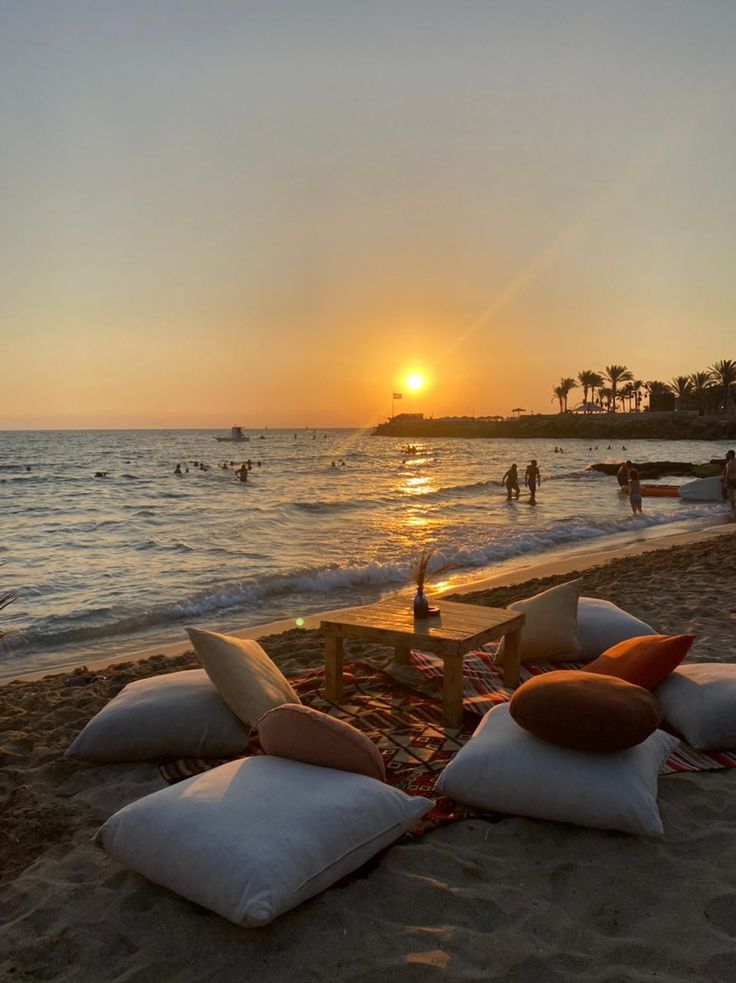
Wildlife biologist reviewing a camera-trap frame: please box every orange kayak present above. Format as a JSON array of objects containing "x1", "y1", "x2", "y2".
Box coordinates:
[{"x1": 622, "y1": 484, "x2": 679, "y2": 498}]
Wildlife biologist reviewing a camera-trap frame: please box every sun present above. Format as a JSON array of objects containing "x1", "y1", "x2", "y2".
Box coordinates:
[{"x1": 406, "y1": 372, "x2": 424, "y2": 392}]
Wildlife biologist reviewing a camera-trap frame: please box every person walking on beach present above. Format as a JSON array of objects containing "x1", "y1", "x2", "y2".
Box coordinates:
[
  {"x1": 617, "y1": 460, "x2": 632, "y2": 490},
  {"x1": 501, "y1": 463, "x2": 520, "y2": 500},
  {"x1": 724, "y1": 450, "x2": 736, "y2": 519},
  {"x1": 628, "y1": 467, "x2": 643, "y2": 515},
  {"x1": 525, "y1": 460, "x2": 541, "y2": 504}
]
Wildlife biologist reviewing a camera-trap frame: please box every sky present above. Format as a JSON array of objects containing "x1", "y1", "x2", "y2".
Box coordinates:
[{"x1": 1, "y1": 0, "x2": 735, "y2": 428}]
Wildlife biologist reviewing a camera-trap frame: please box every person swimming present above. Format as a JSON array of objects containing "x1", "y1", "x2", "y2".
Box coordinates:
[
  {"x1": 235, "y1": 463, "x2": 248, "y2": 483},
  {"x1": 174, "y1": 464, "x2": 182, "y2": 475}
]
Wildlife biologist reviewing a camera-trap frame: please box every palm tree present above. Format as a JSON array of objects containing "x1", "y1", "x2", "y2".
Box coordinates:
[
  {"x1": 669, "y1": 376, "x2": 693, "y2": 408},
  {"x1": 689, "y1": 371, "x2": 714, "y2": 416},
  {"x1": 560, "y1": 377, "x2": 577, "y2": 412},
  {"x1": 709, "y1": 359, "x2": 736, "y2": 414},
  {"x1": 551, "y1": 384, "x2": 566, "y2": 413},
  {"x1": 604, "y1": 364, "x2": 633, "y2": 414},
  {"x1": 0, "y1": 589, "x2": 16, "y2": 644},
  {"x1": 619, "y1": 382, "x2": 635, "y2": 413},
  {"x1": 599, "y1": 386, "x2": 613, "y2": 411},
  {"x1": 631, "y1": 379, "x2": 644, "y2": 413},
  {"x1": 577, "y1": 370, "x2": 600, "y2": 406}
]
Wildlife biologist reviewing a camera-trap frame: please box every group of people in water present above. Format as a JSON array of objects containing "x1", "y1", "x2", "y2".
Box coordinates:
[
  {"x1": 500, "y1": 461, "x2": 541, "y2": 505},
  {"x1": 173, "y1": 459, "x2": 262, "y2": 482}
]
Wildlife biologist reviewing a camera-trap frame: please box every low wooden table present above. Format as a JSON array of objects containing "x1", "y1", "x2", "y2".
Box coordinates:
[{"x1": 320, "y1": 598, "x2": 525, "y2": 729}]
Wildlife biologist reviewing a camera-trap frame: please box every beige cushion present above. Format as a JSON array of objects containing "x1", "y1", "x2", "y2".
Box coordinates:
[
  {"x1": 654, "y1": 664, "x2": 736, "y2": 750},
  {"x1": 187, "y1": 627, "x2": 300, "y2": 726},
  {"x1": 496, "y1": 579, "x2": 581, "y2": 665},
  {"x1": 95, "y1": 756, "x2": 434, "y2": 926},
  {"x1": 66, "y1": 670, "x2": 251, "y2": 763}
]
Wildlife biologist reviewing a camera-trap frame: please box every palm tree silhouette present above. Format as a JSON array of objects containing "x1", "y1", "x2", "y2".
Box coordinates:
[
  {"x1": 669, "y1": 376, "x2": 693, "y2": 408},
  {"x1": 604, "y1": 365, "x2": 633, "y2": 414},
  {"x1": 690, "y1": 370, "x2": 714, "y2": 416},
  {"x1": 709, "y1": 360, "x2": 736, "y2": 414},
  {"x1": 551, "y1": 384, "x2": 566, "y2": 413},
  {"x1": 577, "y1": 370, "x2": 600, "y2": 406},
  {"x1": 560, "y1": 377, "x2": 577, "y2": 412}
]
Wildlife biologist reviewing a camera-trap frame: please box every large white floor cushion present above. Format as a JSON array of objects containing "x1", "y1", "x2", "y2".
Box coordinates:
[
  {"x1": 66, "y1": 669, "x2": 251, "y2": 763},
  {"x1": 655, "y1": 664, "x2": 736, "y2": 750},
  {"x1": 496, "y1": 579, "x2": 582, "y2": 664},
  {"x1": 436, "y1": 703, "x2": 677, "y2": 836},
  {"x1": 188, "y1": 627, "x2": 300, "y2": 725},
  {"x1": 577, "y1": 597, "x2": 657, "y2": 661},
  {"x1": 95, "y1": 756, "x2": 433, "y2": 926}
]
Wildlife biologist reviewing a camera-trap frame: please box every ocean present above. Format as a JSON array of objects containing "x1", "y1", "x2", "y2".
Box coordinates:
[{"x1": 0, "y1": 428, "x2": 729, "y2": 678}]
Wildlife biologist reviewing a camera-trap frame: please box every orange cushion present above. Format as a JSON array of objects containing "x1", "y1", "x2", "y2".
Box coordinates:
[
  {"x1": 585, "y1": 634, "x2": 694, "y2": 691},
  {"x1": 509, "y1": 670, "x2": 662, "y2": 752},
  {"x1": 257, "y1": 704, "x2": 386, "y2": 781}
]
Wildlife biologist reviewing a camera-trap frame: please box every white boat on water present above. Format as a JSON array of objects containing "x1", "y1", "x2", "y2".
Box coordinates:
[
  {"x1": 679, "y1": 475, "x2": 723, "y2": 502},
  {"x1": 214, "y1": 426, "x2": 250, "y2": 443}
]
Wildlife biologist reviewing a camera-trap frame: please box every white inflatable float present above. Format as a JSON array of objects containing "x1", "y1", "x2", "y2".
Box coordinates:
[{"x1": 678, "y1": 475, "x2": 724, "y2": 502}]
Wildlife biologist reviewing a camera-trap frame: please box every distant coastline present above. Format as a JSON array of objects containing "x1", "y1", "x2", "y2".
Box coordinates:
[{"x1": 373, "y1": 412, "x2": 736, "y2": 441}]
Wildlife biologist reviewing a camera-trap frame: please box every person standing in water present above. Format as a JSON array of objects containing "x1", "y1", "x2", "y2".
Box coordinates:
[
  {"x1": 617, "y1": 460, "x2": 632, "y2": 491},
  {"x1": 235, "y1": 463, "x2": 248, "y2": 483},
  {"x1": 724, "y1": 450, "x2": 736, "y2": 519},
  {"x1": 501, "y1": 463, "x2": 520, "y2": 501},
  {"x1": 628, "y1": 467, "x2": 643, "y2": 514},
  {"x1": 525, "y1": 460, "x2": 541, "y2": 504}
]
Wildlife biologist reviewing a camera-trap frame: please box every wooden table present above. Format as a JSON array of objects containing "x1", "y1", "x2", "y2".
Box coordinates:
[{"x1": 320, "y1": 598, "x2": 525, "y2": 729}]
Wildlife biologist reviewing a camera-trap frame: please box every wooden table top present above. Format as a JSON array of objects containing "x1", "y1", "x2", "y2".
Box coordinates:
[{"x1": 320, "y1": 597, "x2": 524, "y2": 655}]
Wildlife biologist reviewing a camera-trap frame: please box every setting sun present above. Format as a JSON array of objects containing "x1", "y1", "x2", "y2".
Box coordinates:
[{"x1": 406, "y1": 373, "x2": 425, "y2": 392}]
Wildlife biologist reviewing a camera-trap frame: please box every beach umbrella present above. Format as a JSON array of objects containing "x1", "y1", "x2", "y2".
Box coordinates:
[{"x1": 511, "y1": 408, "x2": 526, "y2": 418}]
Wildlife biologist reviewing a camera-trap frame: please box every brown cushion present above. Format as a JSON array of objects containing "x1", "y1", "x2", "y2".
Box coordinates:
[
  {"x1": 509, "y1": 670, "x2": 662, "y2": 752},
  {"x1": 585, "y1": 634, "x2": 694, "y2": 691}
]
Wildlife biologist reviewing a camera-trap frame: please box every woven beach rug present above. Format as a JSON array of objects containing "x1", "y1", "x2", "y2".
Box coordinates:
[
  {"x1": 159, "y1": 660, "x2": 488, "y2": 833},
  {"x1": 159, "y1": 652, "x2": 736, "y2": 833},
  {"x1": 408, "y1": 648, "x2": 736, "y2": 775}
]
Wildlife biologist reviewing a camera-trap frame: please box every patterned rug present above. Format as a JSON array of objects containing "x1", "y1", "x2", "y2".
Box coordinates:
[
  {"x1": 159, "y1": 660, "x2": 488, "y2": 833},
  {"x1": 408, "y1": 648, "x2": 736, "y2": 775},
  {"x1": 160, "y1": 651, "x2": 736, "y2": 833}
]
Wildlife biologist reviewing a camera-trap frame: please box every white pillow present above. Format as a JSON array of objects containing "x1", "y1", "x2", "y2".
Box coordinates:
[
  {"x1": 655, "y1": 664, "x2": 736, "y2": 750},
  {"x1": 577, "y1": 597, "x2": 657, "y2": 661},
  {"x1": 95, "y1": 756, "x2": 433, "y2": 926},
  {"x1": 436, "y1": 703, "x2": 677, "y2": 836},
  {"x1": 187, "y1": 627, "x2": 300, "y2": 725},
  {"x1": 66, "y1": 669, "x2": 251, "y2": 763},
  {"x1": 496, "y1": 579, "x2": 581, "y2": 665}
]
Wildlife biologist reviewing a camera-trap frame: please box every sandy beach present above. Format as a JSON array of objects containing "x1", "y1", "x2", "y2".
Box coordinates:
[{"x1": 2, "y1": 528, "x2": 736, "y2": 982}]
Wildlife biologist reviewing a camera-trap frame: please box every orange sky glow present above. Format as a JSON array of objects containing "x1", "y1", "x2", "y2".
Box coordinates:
[{"x1": 2, "y1": 2, "x2": 735, "y2": 429}]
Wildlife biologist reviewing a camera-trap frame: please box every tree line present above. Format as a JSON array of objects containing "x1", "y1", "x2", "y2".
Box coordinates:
[{"x1": 551, "y1": 360, "x2": 736, "y2": 416}]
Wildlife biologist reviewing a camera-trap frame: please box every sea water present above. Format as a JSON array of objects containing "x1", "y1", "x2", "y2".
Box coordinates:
[{"x1": 0, "y1": 428, "x2": 729, "y2": 677}]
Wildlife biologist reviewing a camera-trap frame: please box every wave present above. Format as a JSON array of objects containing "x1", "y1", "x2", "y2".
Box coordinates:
[{"x1": 12, "y1": 500, "x2": 724, "y2": 655}]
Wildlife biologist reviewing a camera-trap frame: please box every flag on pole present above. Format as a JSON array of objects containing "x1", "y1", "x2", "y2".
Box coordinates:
[{"x1": 392, "y1": 393, "x2": 402, "y2": 400}]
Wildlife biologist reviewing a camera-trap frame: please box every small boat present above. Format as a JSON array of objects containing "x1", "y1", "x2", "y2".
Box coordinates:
[
  {"x1": 215, "y1": 426, "x2": 250, "y2": 443},
  {"x1": 679, "y1": 475, "x2": 724, "y2": 502},
  {"x1": 622, "y1": 484, "x2": 679, "y2": 498}
]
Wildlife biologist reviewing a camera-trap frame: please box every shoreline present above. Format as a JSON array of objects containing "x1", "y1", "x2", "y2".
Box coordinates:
[{"x1": 4, "y1": 513, "x2": 733, "y2": 685}]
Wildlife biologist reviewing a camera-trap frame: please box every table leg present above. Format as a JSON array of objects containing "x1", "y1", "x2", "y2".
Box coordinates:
[
  {"x1": 324, "y1": 633, "x2": 344, "y2": 701},
  {"x1": 393, "y1": 644, "x2": 410, "y2": 666},
  {"x1": 503, "y1": 627, "x2": 522, "y2": 688},
  {"x1": 442, "y1": 654, "x2": 464, "y2": 730}
]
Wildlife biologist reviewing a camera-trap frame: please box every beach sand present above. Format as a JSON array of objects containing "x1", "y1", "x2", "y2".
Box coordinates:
[{"x1": 1, "y1": 531, "x2": 736, "y2": 982}]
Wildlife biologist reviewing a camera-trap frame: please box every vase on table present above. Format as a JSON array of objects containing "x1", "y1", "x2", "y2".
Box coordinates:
[{"x1": 413, "y1": 587, "x2": 430, "y2": 619}]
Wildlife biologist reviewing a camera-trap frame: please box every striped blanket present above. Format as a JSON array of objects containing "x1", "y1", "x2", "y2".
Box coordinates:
[{"x1": 160, "y1": 652, "x2": 736, "y2": 832}]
